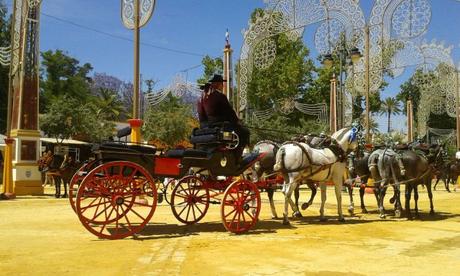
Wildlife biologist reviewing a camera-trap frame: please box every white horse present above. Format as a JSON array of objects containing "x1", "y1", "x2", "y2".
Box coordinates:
[{"x1": 273, "y1": 128, "x2": 359, "y2": 225}]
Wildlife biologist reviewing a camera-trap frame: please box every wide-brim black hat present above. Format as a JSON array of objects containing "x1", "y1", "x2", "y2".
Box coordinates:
[{"x1": 207, "y1": 74, "x2": 227, "y2": 83}]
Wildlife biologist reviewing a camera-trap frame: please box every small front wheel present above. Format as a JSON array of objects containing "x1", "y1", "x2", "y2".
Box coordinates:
[
  {"x1": 171, "y1": 176, "x2": 209, "y2": 224},
  {"x1": 221, "y1": 180, "x2": 261, "y2": 234}
]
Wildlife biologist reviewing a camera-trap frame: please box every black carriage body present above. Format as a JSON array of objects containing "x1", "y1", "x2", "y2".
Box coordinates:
[{"x1": 91, "y1": 142, "x2": 241, "y2": 179}]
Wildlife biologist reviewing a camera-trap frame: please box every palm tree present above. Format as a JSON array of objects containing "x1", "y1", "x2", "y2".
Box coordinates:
[
  {"x1": 380, "y1": 97, "x2": 402, "y2": 133},
  {"x1": 95, "y1": 88, "x2": 125, "y2": 121}
]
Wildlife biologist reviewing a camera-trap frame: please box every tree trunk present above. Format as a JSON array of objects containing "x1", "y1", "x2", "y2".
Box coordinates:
[{"x1": 387, "y1": 111, "x2": 391, "y2": 133}]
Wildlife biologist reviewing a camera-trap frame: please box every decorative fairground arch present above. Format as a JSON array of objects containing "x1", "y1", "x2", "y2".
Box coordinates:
[{"x1": 238, "y1": 0, "x2": 431, "y2": 128}]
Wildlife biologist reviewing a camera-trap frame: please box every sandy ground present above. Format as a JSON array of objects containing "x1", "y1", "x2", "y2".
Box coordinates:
[{"x1": 1, "y1": 184, "x2": 460, "y2": 276}]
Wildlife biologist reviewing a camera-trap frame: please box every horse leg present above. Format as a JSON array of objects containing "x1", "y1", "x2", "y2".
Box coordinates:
[
  {"x1": 301, "y1": 182, "x2": 317, "y2": 210},
  {"x1": 445, "y1": 175, "x2": 451, "y2": 193},
  {"x1": 414, "y1": 185, "x2": 419, "y2": 218},
  {"x1": 319, "y1": 183, "x2": 327, "y2": 221},
  {"x1": 405, "y1": 184, "x2": 413, "y2": 220},
  {"x1": 359, "y1": 185, "x2": 368, "y2": 213},
  {"x1": 334, "y1": 174, "x2": 345, "y2": 222},
  {"x1": 378, "y1": 183, "x2": 387, "y2": 219},
  {"x1": 346, "y1": 181, "x2": 355, "y2": 216},
  {"x1": 426, "y1": 180, "x2": 435, "y2": 215},
  {"x1": 293, "y1": 185, "x2": 302, "y2": 218},
  {"x1": 54, "y1": 175, "x2": 60, "y2": 198},
  {"x1": 62, "y1": 177, "x2": 68, "y2": 198},
  {"x1": 433, "y1": 178, "x2": 439, "y2": 191},
  {"x1": 283, "y1": 180, "x2": 298, "y2": 225},
  {"x1": 267, "y1": 188, "x2": 278, "y2": 219}
]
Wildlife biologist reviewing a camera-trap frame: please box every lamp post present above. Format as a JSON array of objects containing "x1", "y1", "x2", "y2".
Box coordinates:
[
  {"x1": 456, "y1": 68, "x2": 460, "y2": 150},
  {"x1": 322, "y1": 42, "x2": 361, "y2": 132}
]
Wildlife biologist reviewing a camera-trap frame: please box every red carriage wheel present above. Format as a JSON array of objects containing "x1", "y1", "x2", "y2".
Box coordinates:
[
  {"x1": 75, "y1": 161, "x2": 157, "y2": 240},
  {"x1": 221, "y1": 180, "x2": 261, "y2": 234},
  {"x1": 69, "y1": 160, "x2": 100, "y2": 212},
  {"x1": 171, "y1": 176, "x2": 210, "y2": 224}
]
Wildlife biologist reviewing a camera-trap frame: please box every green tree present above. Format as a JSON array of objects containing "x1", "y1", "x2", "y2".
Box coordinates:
[
  {"x1": 40, "y1": 96, "x2": 85, "y2": 143},
  {"x1": 40, "y1": 96, "x2": 114, "y2": 143},
  {"x1": 142, "y1": 94, "x2": 195, "y2": 148},
  {"x1": 0, "y1": 1, "x2": 11, "y2": 134},
  {"x1": 40, "y1": 50, "x2": 93, "y2": 111},
  {"x1": 380, "y1": 97, "x2": 401, "y2": 133},
  {"x1": 94, "y1": 88, "x2": 125, "y2": 121},
  {"x1": 197, "y1": 55, "x2": 223, "y2": 85}
]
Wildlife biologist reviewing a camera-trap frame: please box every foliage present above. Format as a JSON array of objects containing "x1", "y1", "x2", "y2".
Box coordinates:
[
  {"x1": 93, "y1": 88, "x2": 125, "y2": 121},
  {"x1": 197, "y1": 55, "x2": 223, "y2": 85},
  {"x1": 396, "y1": 69, "x2": 422, "y2": 119},
  {"x1": 0, "y1": 1, "x2": 10, "y2": 134},
  {"x1": 380, "y1": 97, "x2": 401, "y2": 133},
  {"x1": 247, "y1": 114, "x2": 328, "y2": 145},
  {"x1": 373, "y1": 131, "x2": 407, "y2": 145},
  {"x1": 40, "y1": 50, "x2": 93, "y2": 111},
  {"x1": 40, "y1": 96, "x2": 86, "y2": 143},
  {"x1": 142, "y1": 95, "x2": 196, "y2": 148},
  {"x1": 40, "y1": 96, "x2": 114, "y2": 143}
]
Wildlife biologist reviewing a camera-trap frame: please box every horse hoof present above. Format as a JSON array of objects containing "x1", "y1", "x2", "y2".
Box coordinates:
[
  {"x1": 62, "y1": 194, "x2": 68, "y2": 198},
  {"x1": 348, "y1": 208, "x2": 354, "y2": 215},
  {"x1": 293, "y1": 211, "x2": 303, "y2": 218},
  {"x1": 338, "y1": 217, "x2": 345, "y2": 222},
  {"x1": 319, "y1": 217, "x2": 328, "y2": 222},
  {"x1": 55, "y1": 194, "x2": 60, "y2": 198},
  {"x1": 379, "y1": 214, "x2": 386, "y2": 219},
  {"x1": 361, "y1": 208, "x2": 368, "y2": 214},
  {"x1": 301, "y1": 202, "x2": 309, "y2": 210},
  {"x1": 395, "y1": 210, "x2": 401, "y2": 218},
  {"x1": 282, "y1": 219, "x2": 290, "y2": 225},
  {"x1": 430, "y1": 210, "x2": 435, "y2": 216},
  {"x1": 272, "y1": 216, "x2": 278, "y2": 220}
]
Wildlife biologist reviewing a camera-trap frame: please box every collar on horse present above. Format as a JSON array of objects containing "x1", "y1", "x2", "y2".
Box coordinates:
[{"x1": 327, "y1": 141, "x2": 347, "y2": 162}]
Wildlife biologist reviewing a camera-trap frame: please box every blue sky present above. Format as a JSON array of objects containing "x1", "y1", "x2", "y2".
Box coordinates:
[{"x1": 4, "y1": 0, "x2": 460, "y2": 131}]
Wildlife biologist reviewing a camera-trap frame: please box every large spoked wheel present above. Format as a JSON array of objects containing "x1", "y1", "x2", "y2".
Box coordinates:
[
  {"x1": 171, "y1": 176, "x2": 210, "y2": 224},
  {"x1": 75, "y1": 161, "x2": 157, "y2": 240},
  {"x1": 69, "y1": 160, "x2": 101, "y2": 212},
  {"x1": 221, "y1": 180, "x2": 261, "y2": 234}
]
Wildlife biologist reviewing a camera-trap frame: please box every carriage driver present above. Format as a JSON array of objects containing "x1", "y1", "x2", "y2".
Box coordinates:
[{"x1": 197, "y1": 74, "x2": 250, "y2": 163}]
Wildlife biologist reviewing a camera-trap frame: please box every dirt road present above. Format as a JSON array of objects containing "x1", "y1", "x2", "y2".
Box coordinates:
[{"x1": 1, "y1": 186, "x2": 459, "y2": 275}]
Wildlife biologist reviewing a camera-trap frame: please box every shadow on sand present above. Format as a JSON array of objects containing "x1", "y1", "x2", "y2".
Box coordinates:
[{"x1": 133, "y1": 219, "x2": 295, "y2": 241}]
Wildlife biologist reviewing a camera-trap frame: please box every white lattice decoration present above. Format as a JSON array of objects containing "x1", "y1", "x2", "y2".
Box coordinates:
[{"x1": 121, "y1": 0, "x2": 155, "y2": 30}]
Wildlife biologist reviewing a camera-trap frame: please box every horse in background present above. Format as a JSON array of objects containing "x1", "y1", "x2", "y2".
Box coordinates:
[
  {"x1": 43, "y1": 154, "x2": 78, "y2": 198},
  {"x1": 274, "y1": 127, "x2": 360, "y2": 225}
]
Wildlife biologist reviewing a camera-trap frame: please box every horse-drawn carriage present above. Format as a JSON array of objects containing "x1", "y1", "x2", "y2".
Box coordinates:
[{"x1": 70, "y1": 123, "x2": 284, "y2": 239}]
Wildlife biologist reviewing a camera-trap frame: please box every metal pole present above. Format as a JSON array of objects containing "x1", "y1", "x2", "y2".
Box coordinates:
[
  {"x1": 330, "y1": 74, "x2": 337, "y2": 133},
  {"x1": 133, "y1": 0, "x2": 140, "y2": 120},
  {"x1": 407, "y1": 98, "x2": 413, "y2": 143},
  {"x1": 338, "y1": 51, "x2": 343, "y2": 129},
  {"x1": 456, "y1": 69, "x2": 460, "y2": 150},
  {"x1": 364, "y1": 25, "x2": 371, "y2": 143}
]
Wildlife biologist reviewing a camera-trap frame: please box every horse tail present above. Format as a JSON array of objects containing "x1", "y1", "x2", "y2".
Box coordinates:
[{"x1": 273, "y1": 147, "x2": 286, "y2": 172}]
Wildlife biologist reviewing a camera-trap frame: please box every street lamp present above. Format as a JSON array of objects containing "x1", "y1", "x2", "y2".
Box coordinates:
[{"x1": 322, "y1": 42, "x2": 362, "y2": 131}]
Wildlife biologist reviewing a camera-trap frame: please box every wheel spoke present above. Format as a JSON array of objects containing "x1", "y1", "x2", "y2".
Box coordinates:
[
  {"x1": 185, "y1": 203, "x2": 192, "y2": 221},
  {"x1": 120, "y1": 205, "x2": 133, "y2": 231},
  {"x1": 177, "y1": 202, "x2": 189, "y2": 217},
  {"x1": 194, "y1": 201, "x2": 204, "y2": 215},
  {"x1": 80, "y1": 197, "x2": 106, "y2": 213},
  {"x1": 244, "y1": 209, "x2": 256, "y2": 221},
  {"x1": 123, "y1": 202, "x2": 147, "y2": 221},
  {"x1": 190, "y1": 202, "x2": 197, "y2": 221},
  {"x1": 91, "y1": 197, "x2": 104, "y2": 221},
  {"x1": 124, "y1": 199, "x2": 154, "y2": 208},
  {"x1": 92, "y1": 199, "x2": 113, "y2": 221}
]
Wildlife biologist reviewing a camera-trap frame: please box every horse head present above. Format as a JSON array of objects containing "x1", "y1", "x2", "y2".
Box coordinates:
[{"x1": 331, "y1": 127, "x2": 360, "y2": 154}]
